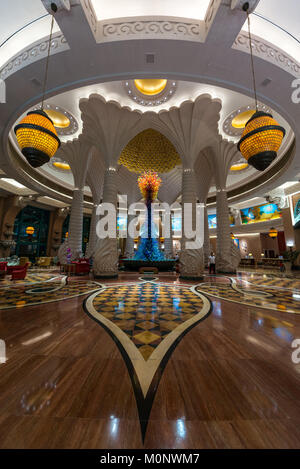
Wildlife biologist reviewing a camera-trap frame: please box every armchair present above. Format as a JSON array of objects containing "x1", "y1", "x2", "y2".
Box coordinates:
[
  {"x1": 11, "y1": 263, "x2": 29, "y2": 281},
  {"x1": 72, "y1": 259, "x2": 90, "y2": 275},
  {"x1": 0, "y1": 262, "x2": 8, "y2": 273}
]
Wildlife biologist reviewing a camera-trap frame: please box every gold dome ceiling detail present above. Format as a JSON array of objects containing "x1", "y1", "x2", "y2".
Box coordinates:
[
  {"x1": 53, "y1": 161, "x2": 71, "y2": 171},
  {"x1": 134, "y1": 79, "x2": 167, "y2": 96},
  {"x1": 119, "y1": 129, "x2": 181, "y2": 173},
  {"x1": 232, "y1": 110, "x2": 256, "y2": 129},
  {"x1": 45, "y1": 109, "x2": 71, "y2": 128}
]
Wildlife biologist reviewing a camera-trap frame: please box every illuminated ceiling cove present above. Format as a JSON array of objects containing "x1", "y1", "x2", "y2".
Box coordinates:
[{"x1": 90, "y1": 0, "x2": 211, "y2": 21}]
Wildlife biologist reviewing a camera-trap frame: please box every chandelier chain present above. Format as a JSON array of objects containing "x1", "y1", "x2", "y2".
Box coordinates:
[
  {"x1": 246, "y1": 8, "x2": 258, "y2": 111},
  {"x1": 41, "y1": 13, "x2": 55, "y2": 110}
]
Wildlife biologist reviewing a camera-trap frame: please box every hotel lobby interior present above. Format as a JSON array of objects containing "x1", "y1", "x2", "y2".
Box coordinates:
[{"x1": 0, "y1": 0, "x2": 300, "y2": 451}]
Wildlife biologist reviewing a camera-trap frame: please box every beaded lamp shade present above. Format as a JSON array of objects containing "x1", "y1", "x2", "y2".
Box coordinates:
[
  {"x1": 269, "y1": 227, "x2": 278, "y2": 238},
  {"x1": 119, "y1": 129, "x2": 181, "y2": 173},
  {"x1": 26, "y1": 226, "x2": 35, "y2": 235},
  {"x1": 237, "y1": 111, "x2": 285, "y2": 171},
  {"x1": 14, "y1": 110, "x2": 61, "y2": 168}
]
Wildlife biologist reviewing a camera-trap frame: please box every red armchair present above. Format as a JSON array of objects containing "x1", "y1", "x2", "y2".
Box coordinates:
[
  {"x1": 72, "y1": 259, "x2": 90, "y2": 275},
  {"x1": 0, "y1": 262, "x2": 7, "y2": 273},
  {"x1": 7, "y1": 265, "x2": 22, "y2": 275},
  {"x1": 11, "y1": 263, "x2": 29, "y2": 281}
]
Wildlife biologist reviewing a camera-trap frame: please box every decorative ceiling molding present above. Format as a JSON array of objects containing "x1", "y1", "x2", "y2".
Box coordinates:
[
  {"x1": 204, "y1": 0, "x2": 222, "y2": 35},
  {"x1": 81, "y1": 0, "x2": 97, "y2": 34},
  {"x1": 100, "y1": 18, "x2": 203, "y2": 42},
  {"x1": 81, "y1": 0, "x2": 221, "y2": 43},
  {"x1": 0, "y1": 33, "x2": 69, "y2": 81},
  {"x1": 233, "y1": 32, "x2": 300, "y2": 78}
]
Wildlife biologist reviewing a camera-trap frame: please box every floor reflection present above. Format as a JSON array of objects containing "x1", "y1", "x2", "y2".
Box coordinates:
[{"x1": 197, "y1": 273, "x2": 300, "y2": 314}]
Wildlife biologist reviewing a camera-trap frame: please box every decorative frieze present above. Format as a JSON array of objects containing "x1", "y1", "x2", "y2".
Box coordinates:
[
  {"x1": 233, "y1": 32, "x2": 300, "y2": 78},
  {"x1": 100, "y1": 19, "x2": 202, "y2": 42},
  {"x1": 0, "y1": 33, "x2": 69, "y2": 81}
]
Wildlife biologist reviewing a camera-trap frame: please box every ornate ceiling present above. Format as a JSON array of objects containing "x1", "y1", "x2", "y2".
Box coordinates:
[{"x1": 0, "y1": 0, "x2": 299, "y2": 211}]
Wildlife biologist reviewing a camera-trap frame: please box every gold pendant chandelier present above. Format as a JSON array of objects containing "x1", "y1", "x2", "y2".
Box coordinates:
[
  {"x1": 14, "y1": 3, "x2": 61, "y2": 168},
  {"x1": 237, "y1": 3, "x2": 285, "y2": 171}
]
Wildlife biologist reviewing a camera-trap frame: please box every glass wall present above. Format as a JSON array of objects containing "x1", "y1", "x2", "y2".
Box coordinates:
[
  {"x1": 61, "y1": 214, "x2": 91, "y2": 255},
  {"x1": 13, "y1": 205, "x2": 50, "y2": 261}
]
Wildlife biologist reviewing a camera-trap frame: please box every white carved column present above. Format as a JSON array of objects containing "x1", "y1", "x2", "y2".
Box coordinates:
[
  {"x1": 164, "y1": 208, "x2": 173, "y2": 259},
  {"x1": 125, "y1": 213, "x2": 135, "y2": 259},
  {"x1": 203, "y1": 205, "x2": 210, "y2": 265},
  {"x1": 209, "y1": 139, "x2": 241, "y2": 273},
  {"x1": 164, "y1": 234, "x2": 174, "y2": 259},
  {"x1": 86, "y1": 204, "x2": 98, "y2": 259},
  {"x1": 216, "y1": 189, "x2": 235, "y2": 273},
  {"x1": 68, "y1": 188, "x2": 84, "y2": 259},
  {"x1": 179, "y1": 169, "x2": 204, "y2": 278},
  {"x1": 93, "y1": 168, "x2": 118, "y2": 277},
  {"x1": 56, "y1": 137, "x2": 92, "y2": 264}
]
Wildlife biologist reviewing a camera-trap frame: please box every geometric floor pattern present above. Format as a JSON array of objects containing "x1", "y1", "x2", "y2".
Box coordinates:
[
  {"x1": 85, "y1": 279, "x2": 212, "y2": 440},
  {"x1": 196, "y1": 274, "x2": 300, "y2": 314},
  {"x1": 92, "y1": 281, "x2": 206, "y2": 360},
  {"x1": 0, "y1": 271, "x2": 63, "y2": 288},
  {"x1": 236, "y1": 272, "x2": 300, "y2": 291},
  {"x1": 0, "y1": 278, "x2": 101, "y2": 310}
]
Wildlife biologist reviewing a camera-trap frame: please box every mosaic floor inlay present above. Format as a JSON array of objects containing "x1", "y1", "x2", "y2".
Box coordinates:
[
  {"x1": 196, "y1": 275, "x2": 300, "y2": 314},
  {"x1": 0, "y1": 272, "x2": 63, "y2": 288},
  {"x1": 84, "y1": 279, "x2": 211, "y2": 439},
  {"x1": 0, "y1": 278, "x2": 101, "y2": 310}
]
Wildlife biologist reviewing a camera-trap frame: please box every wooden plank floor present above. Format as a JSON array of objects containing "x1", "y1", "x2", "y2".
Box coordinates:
[{"x1": 0, "y1": 273, "x2": 299, "y2": 449}]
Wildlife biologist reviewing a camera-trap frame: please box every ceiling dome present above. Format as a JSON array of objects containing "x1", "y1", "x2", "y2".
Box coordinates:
[
  {"x1": 119, "y1": 129, "x2": 181, "y2": 173},
  {"x1": 134, "y1": 79, "x2": 167, "y2": 96}
]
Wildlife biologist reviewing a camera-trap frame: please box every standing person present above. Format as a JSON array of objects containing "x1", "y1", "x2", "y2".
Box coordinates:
[{"x1": 208, "y1": 252, "x2": 216, "y2": 274}]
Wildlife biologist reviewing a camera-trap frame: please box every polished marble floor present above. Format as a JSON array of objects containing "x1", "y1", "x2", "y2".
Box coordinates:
[{"x1": 0, "y1": 271, "x2": 299, "y2": 448}]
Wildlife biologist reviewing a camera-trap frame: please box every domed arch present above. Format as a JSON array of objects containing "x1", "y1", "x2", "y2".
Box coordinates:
[{"x1": 118, "y1": 128, "x2": 182, "y2": 174}]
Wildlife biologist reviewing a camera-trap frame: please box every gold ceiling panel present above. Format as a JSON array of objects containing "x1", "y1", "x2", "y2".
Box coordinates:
[
  {"x1": 46, "y1": 110, "x2": 71, "y2": 128},
  {"x1": 232, "y1": 110, "x2": 256, "y2": 128},
  {"x1": 134, "y1": 79, "x2": 167, "y2": 96},
  {"x1": 118, "y1": 129, "x2": 181, "y2": 173}
]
